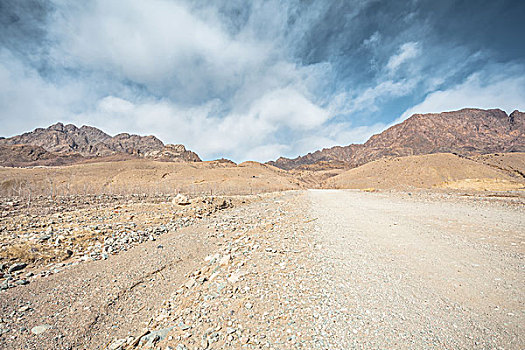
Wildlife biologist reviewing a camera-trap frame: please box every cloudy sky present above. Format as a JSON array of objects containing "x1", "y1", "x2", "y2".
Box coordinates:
[{"x1": 1, "y1": 0, "x2": 525, "y2": 162}]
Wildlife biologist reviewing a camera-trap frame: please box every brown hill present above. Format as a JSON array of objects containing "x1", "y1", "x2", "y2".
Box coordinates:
[
  {"x1": 0, "y1": 159, "x2": 302, "y2": 197},
  {"x1": 325, "y1": 153, "x2": 525, "y2": 191},
  {"x1": 269, "y1": 108, "x2": 525, "y2": 170},
  {"x1": 0, "y1": 123, "x2": 201, "y2": 165},
  {"x1": 470, "y1": 152, "x2": 525, "y2": 179}
]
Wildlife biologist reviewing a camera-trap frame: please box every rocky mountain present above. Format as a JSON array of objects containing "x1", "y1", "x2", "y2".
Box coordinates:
[
  {"x1": 0, "y1": 145, "x2": 86, "y2": 167},
  {"x1": 0, "y1": 123, "x2": 201, "y2": 166},
  {"x1": 269, "y1": 108, "x2": 525, "y2": 170}
]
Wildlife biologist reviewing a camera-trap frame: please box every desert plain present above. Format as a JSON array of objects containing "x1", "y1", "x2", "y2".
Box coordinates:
[{"x1": 0, "y1": 149, "x2": 523, "y2": 349}]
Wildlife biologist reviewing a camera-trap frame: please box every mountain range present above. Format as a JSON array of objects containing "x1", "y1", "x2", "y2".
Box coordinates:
[
  {"x1": 268, "y1": 108, "x2": 525, "y2": 170},
  {"x1": 0, "y1": 108, "x2": 524, "y2": 169},
  {"x1": 0, "y1": 122, "x2": 200, "y2": 167}
]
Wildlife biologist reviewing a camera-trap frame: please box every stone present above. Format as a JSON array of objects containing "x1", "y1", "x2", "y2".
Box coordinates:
[
  {"x1": 8, "y1": 263, "x2": 27, "y2": 274},
  {"x1": 219, "y1": 254, "x2": 231, "y2": 266},
  {"x1": 227, "y1": 270, "x2": 244, "y2": 284},
  {"x1": 140, "y1": 326, "x2": 175, "y2": 347},
  {"x1": 184, "y1": 279, "x2": 196, "y2": 289},
  {"x1": 18, "y1": 305, "x2": 30, "y2": 313},
  {"x1": 173, "y1": 194, "x2": 190, "y2": 206},
  {"x1": 31, "y1": 324, "x2": 53, "y2": 335},
  {"x1": 0, "y1": 282, "x2": 9, "y2": 290},
  {"x1": 108, "y1": 338, "x2": 127, "y2": 350}
]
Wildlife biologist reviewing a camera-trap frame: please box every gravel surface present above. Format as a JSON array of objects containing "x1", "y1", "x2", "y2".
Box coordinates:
[
  {"x1": 306, "y1": 189, "x2": 524, "y2": 349},
  {"x1": 1, "y1": 189, "x2": 523, "y2": 349}
]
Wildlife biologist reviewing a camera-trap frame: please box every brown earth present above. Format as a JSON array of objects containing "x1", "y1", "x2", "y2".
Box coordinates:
[
  {"x1": 0, "y1": 159, "x2": 302, "y2": 198},
  {"x1": 325, "y1": 153, "x2": 525, "y2": 191},
  {"x1": 1, "y1": 190, "x2": 523, "y2": 349}
]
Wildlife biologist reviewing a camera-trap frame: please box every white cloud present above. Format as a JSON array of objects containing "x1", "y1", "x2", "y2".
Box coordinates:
[
  {"x1": 49, "y1": 0, "x2": 285, "y2": 103},
  {"x1": 2, "y1": 1, "x2": 524, "y2": 165},
  {"x1": 386, "y1": 41, "x2": 420, "y2": 74},
  {"x1": 0, "y1": 49, "x2": 84, "y2": 136},
  {"x1": 76, "y1": 88, "x2": 332, "y2": 162},
  {"x1": 397, "y1": 64, "x2": 525, "y2": 122},
  {"x1": 249, "y1": 88, "x2": 329, "y2": 130}
]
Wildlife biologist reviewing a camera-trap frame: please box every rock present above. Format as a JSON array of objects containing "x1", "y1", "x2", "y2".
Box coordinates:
[
  {"x1": 269, "y1": 108, "x2": 525, "y2": 170},
  {"x1": 201, "y1": 337, "x2": 209, "y2": 348},
  {"x1": 8, "y1": 263, "x2": 27, "y2": 273},
  {"x1": 0, "y1": 123, "x2": 201, "y2": 166},
  {"x1": 227, "y1": 270, "x2": 244, "y2": 284},
  {"x1": 219, "y1": 254, "x2": 231, "y2": 266},
  {"x1": 15, "y1": 279, "x2": 29, "y2": 286},
  {"x1": 18, "y1": 305, "x2": 30, "y2": 313},
  {"x1": 176, "y1": 344, "x2": 187, "y2": 350},
  {"x1": 173, "y1": 194, "x2": 190, "y2": 206},
  {"x1": 140, "y1": 326, "x2": 175, "y2": 347},
  {"x1": 108, "y1": 338, "x2": 127, "y2": 350},
  {"x1": 184, "y1": 279, "x2": 196, "y2": 289},
  {"x1": 31, "y1": 324, "x2": 53, "y2": 335},
  {"x1": 0, "y1": 281, "x2": 9, "y2": 290}
]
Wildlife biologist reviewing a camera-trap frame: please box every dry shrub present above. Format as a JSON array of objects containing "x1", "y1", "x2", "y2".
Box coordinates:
[{"x1": 2, "y1": 242, "x2": 54, "y2": 264}]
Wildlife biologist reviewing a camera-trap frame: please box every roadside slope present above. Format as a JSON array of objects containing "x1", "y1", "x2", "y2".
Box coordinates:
[{"x1": 325, "y1": 153, "x2": 525, "y2": 190}]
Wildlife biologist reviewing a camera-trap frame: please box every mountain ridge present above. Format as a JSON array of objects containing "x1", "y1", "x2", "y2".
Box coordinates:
[
  {"x1": 0, "y1": 122, "x2": 201, "y2": 166},
  {"x1": 268, "y1": 108, "x2": 525, "y2": 170}
]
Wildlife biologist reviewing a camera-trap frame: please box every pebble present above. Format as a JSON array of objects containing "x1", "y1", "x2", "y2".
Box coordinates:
[{"x1": 31, "y1": 324, "x2": 53, "y2": 335}]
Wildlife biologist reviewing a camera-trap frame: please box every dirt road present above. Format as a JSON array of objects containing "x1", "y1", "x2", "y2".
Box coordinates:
[
  {"x1": 1, "y1": 190, "x2": 523, "y2": 349},
  {"x1": 306, "y1": 189, "x2": 524, "y2": 348}
]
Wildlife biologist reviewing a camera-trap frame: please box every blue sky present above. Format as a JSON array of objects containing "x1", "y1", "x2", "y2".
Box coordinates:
[{"x1": 1, "y1": 0, "x2": 525, "y2": 162}]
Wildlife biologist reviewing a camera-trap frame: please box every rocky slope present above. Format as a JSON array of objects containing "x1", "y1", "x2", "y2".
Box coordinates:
[
  {"x1": 269, "y1": 108, "x2": 525, "y2": 170},
  {"x1": 0, "y1": 145, "x2": 85, "y2": 167},
  {"x1": 0, "y1": 123, "x2": 201, "y2": 166}
]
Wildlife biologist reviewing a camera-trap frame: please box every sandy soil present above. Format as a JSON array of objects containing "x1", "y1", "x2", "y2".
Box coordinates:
[{"x1": 1, "y1": 190, "x2": 523, "y2": 349}]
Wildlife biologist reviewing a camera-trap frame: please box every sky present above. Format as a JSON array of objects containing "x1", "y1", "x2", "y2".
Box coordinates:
[{"x1": 1, "y1": 0, "x2": 525, "y2": 162}]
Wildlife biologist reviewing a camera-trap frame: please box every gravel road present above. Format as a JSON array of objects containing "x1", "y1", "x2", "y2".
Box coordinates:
[
  {"x1": 1, "y1": 190, "x2": 523, "y2": 349},
  {"x1": 306, "y1": 189, "x2": 524, "y2": 349}
]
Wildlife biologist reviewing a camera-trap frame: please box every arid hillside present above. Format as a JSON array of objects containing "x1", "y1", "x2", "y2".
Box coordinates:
[
  {"x1": 0, "y1": 123, "x2": 201, "y2": 165},
  {"x1": 0, "y1": 159, "x2": 302, "y2": 198},
  {"x1": 270, "y1": 108, "x2": 525, "y2": 170},
  {"x1": 325, "y1": 153, "x2": 525, "y2": 191}
]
